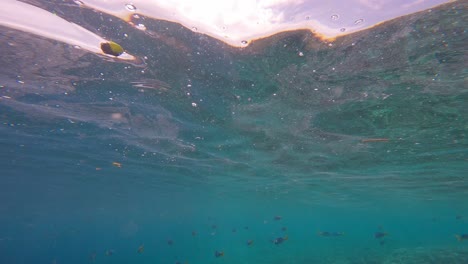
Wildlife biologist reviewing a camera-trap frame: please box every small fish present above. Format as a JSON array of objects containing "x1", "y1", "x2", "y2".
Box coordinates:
[
  {"x1": 167, "y1": 239, "x2": 173, "y2": 245},
  {"x1": 191, "y1": 231, "x2": 197, "y2": 236},
  {"x1": 244, "y1": 226, "x2": 249, "y2": 230},
  {"x1": 456, "y1": 215, "x2": 463, "y2": 220},
  {"x1": 281, "y1": 226, "x2": 287, "y2": 232},
  {"x1": 318, "y1": 231, "x2": 345, "y2": 237},
  {"x1": 246, "y1": 239, "x2": 253, "y2": 246},
  {"x1": 273, "y1": 235, "x2": 288, "y2": 245},
  {"x1": 232, "y1": 228, "x2": 237, "y2": 233},
  {"x1": 374, "y1": 232, "x2": 388, "y2": 239},
  {"x1": 274, "y1": 216, "x2": 282, "y2": 221},
  {"x1": 215, "y1": 250, "x2": 224, "y2": 258},
  {"x1": 455, "y1": 234, "x2": 468, "y2": 241},
  {"x1": 137, "y1": 244, "x2": 144, "y2": 254},
  {"x1": 105, "y1": 249, "x2": 114, "y2": 256},
  {"x1": 89, "y1": 251, "x2": 97, "y2": 262},
  {"x1": 211, "y1": 224, "x2": 217, "y2": 229}
]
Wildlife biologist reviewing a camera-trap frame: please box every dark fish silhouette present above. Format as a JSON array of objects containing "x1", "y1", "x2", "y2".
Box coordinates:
[
  {"x1": 273, "y1": 235, "x2": 288, "y2": 245},
  {"x1": 374, "y1": 232, "x2": 388, "y2": 239},
  {"x1": 318, "y1": 231, "x2": 345, "y2": 237}
]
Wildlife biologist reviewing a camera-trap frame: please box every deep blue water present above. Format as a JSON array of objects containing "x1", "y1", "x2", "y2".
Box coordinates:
[{"x1": 0, "y1": 1, "x2": 467, "y2": 263}]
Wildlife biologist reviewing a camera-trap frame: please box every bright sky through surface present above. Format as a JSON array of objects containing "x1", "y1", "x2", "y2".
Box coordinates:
[
  {"x1": 0, "y1": 0, "x2": 454, "y2": 52},
  {"x1": 65, "y1": 0, "x2": 453, "y2": 45}
]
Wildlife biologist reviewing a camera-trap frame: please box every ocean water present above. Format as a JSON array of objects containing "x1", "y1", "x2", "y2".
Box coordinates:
[{"x1": 0, "y1": 1, "x2": 467, "y2": 264}]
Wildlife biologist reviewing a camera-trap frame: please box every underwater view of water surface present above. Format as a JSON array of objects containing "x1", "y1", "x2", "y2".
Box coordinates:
[{"x1": 0, "y1": 0, "x2": 467, "y2": 263}]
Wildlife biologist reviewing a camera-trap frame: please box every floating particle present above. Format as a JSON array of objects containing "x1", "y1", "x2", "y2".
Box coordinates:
[
  {"x1": 111, "y1": 113, "x2": 123, "y2": 120},
  {"x1": 101, "y1": 41, "x2": 124, "y2": 56}
]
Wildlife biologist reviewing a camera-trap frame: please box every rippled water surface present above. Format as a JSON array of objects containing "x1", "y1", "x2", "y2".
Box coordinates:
[{"x1": 0, "y1": 1, "x2": 467, "y2": 263}]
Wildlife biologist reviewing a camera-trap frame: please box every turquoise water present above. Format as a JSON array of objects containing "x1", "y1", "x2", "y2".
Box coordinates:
[{"x1": 0, "y1": 1, "x2": 467, "y2": 263}]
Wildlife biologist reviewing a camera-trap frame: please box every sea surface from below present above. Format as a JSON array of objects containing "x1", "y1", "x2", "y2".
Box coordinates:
[{"x1": 0, "y1": 1, "x2": 467, "y2": 263}]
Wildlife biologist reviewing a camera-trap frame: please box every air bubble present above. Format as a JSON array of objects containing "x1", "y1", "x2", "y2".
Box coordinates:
[
  {"x1": 74, "y1": 0, "x2": 84, "y2": 6},
  {"x1": 241, "y1": 40, "x2": 248, "y2": 45},
  {"x1": 298, "y1": 51, "x2": 304, "y2": 57},
  {"x1": 340, "y1": 28, "x2": 346, "y2": 32},
  {"x1": 191, "y1": 27, "x2": 198, "y2": 31},
  {"x1": 354, "y1": 19, "x2": 364, "y2": 25},
  {"x1": 331, "y1": 14, "x2": 339, "y2": 20},
  {"x1": 305, "y1": 16, "x2": 310, "y2": 20},
  {"x1": 125, "y1": 3, "x2": 137, "y2": 11},
  {"x1": 135, "y1": 24, "x2": 146, "y2": 30}
]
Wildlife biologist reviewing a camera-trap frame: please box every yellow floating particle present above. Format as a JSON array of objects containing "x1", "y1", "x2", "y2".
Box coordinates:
[{"x1": 100, "y1": 41, "x2": 124, "y2": 56}]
